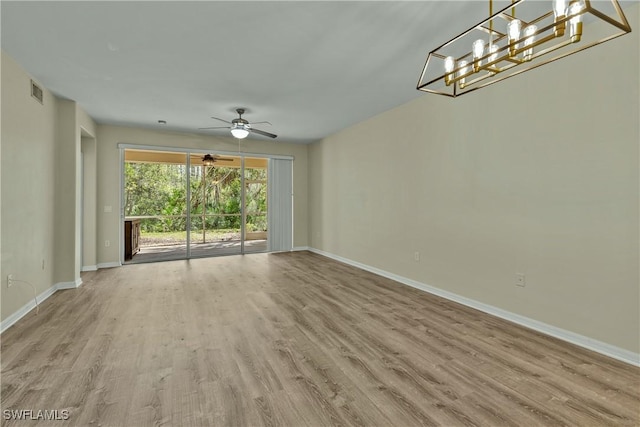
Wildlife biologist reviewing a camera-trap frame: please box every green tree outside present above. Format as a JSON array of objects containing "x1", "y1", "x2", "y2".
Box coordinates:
[{"x1": 125, "y1": 162, "x2": 267, "y2": 244}]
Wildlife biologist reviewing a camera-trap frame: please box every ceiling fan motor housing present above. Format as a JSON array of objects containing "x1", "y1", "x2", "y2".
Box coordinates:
[{"x1": 232, "y1": 118, "x2": 249, "y2": 126}]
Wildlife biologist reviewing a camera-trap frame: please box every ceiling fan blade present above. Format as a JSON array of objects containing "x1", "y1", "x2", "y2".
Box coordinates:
[
  {"x1": 198, "y1": 126, "x2": 230, "y2": 130},
  {"x1": 250, "y1": 128, "x2": 277, "y2": 139},
  {"x1": 249, "y1": 121, "x2": 272, "y2": 126},
  {"x1": 210, "y1": 116, "x2": 231, "y2": 124},
  {"x1": 190, "y1": 154, "x2": 234, "y2": 162}
]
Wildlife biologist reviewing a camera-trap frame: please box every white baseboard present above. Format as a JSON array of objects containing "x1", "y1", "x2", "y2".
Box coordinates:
[
  {"x1": 97, "y1": 261, "x2": 121, "y2": 269},
  {"x1": 308, "y1": 247, "x2": 640, "y2": 367},
  {"x1": 1, "y1": 284, "x2": 57, "y2": 334},
  {"x1": 1, "y1": 277, "x2": 86, "y2": 334},
  {"x1": 56, "y1": 277, "x2": 83, "y2": 290},
  {"x1": 292, "y1": 246, "x2": 310, "y2": 252},
  {"x1": 4, "y1": 262, "x2": 120, "y2": 332}
]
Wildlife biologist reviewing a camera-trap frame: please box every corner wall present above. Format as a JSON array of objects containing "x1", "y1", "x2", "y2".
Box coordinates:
[
  {"x1": 81, "y1": 133, "x2": 98, "y2": 271},
  {"x1": 53, "y1": 98, "x2": 97, "y2": 286},
  {"x1": 96, "y1": 125, "x2": 309, "y2": 266},
  {"x1": 309, "y1": 4, "x2": 640, "y2": 355},
  {"x1": 54, "y1": 99, "x2": 78, "y2": 285}
]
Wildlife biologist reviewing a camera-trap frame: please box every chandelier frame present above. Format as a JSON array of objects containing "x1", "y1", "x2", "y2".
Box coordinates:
[{"x1": 417, "y1": 0, "x2": 631, "y2": 97}]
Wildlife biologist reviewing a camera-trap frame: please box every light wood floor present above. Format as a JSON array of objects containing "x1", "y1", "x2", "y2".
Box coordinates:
[{"x1": 1, "y1": 251, "x2": 638, "y2": 426}]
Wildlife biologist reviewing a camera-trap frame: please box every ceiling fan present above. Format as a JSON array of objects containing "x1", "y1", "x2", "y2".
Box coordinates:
[
  {"x1": 195, "y1": 154, "x2": 234, "y2": 166},
  {"x1": 199, "y1": 108, "x2": 277, "y2": 139}
]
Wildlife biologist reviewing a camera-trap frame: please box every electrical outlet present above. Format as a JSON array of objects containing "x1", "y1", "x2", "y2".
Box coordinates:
[
  {"x1": 105, "y1": 240, "x2": 110, "y2": 247},
  {"x1": 516, "y1": 273, "x2": 526, "y2": 287},
  {"x1": 7, "y1": 274, "x2": 13, "y2": 288},
  {"x1": 42, "y1": 259, "x2": 45, "y2": 270},
  {"x1": 414, "y1": 251, "x2": 420, "y2": 262}
]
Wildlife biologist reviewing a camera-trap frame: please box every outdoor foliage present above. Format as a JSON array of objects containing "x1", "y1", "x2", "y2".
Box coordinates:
[{"x1": 124, "y1": 162, "x2": 267, "y2": 234}]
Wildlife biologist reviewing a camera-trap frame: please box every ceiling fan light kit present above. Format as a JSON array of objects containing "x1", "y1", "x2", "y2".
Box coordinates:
[
  {"x1": 417, "y1": 0, "x2": 631, "y2": 97},
  {"x1": 230, "y1": 123, "x2": 250, "y2": 139}
]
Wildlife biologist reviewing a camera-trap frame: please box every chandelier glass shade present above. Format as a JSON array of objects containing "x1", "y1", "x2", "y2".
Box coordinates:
[{"x1": 417, "y1": 0, "x2": 631, "y2": 97}]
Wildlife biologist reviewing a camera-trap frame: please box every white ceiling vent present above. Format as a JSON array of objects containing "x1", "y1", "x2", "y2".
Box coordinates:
[{"x1": 30, "y1": 80, "x2": 43, "y2": 104}]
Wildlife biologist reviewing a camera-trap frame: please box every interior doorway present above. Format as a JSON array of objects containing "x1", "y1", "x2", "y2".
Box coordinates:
[{"x1": 122, "y1": 149, "x2": 268, "y2": 263}]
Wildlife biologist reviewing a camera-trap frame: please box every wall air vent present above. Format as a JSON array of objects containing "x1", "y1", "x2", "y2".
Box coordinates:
[{"x1": 31, "y1": 80, "x2": 43, "y2": 104}]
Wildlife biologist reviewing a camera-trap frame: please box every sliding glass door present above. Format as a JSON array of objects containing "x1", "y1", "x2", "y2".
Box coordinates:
[
  {"x1": 189, "y1": 153, "x2": 243, "y2": 258},
  {"x1": 123, "y1": 150, "x2": 188, "y2": 263},
  {"x1": 243, "y1": 157, "x2": 268, "y2": 254},
  {"x1": 123, "y1": 149, "x2": 270, "y2": 263}
]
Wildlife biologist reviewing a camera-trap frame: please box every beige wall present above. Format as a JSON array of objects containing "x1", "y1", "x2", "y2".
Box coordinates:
[
  {"x1": 309, "y1": 5, "x2": 640, "y2": 354},
  {"x1": 1, "y1": 52, "x2": 58, "y2": 320},
  {"x1": 96, "y1": 125, "x2": 309, "y2": 265},
  {"x1": 1, "y1": 50, "x2": 97, "y2": 323}
]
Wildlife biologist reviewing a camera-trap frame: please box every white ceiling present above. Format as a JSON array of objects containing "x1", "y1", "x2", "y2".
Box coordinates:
[{"x1": 1, "y1": 1, "x2": 498, "y2": 143}]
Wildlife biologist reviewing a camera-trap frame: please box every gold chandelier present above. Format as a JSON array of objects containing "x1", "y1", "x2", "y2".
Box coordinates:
[{"x1": 417, "y1": 0, "x2": 631, "y2": 97}]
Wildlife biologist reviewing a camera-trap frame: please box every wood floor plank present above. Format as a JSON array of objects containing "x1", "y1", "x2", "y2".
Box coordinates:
[{"x1": 1, "y1": 251, "x2": 638, "y2": 426}]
